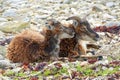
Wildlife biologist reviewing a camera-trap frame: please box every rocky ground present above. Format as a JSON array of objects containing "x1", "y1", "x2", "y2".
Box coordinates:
[{"x1": 0, "y1": 0, "x2": 120, "y2": 79}]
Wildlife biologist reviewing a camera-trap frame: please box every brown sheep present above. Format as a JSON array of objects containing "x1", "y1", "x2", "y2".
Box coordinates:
[
  {"x1": 6, "y1": 19, "x2": 75, "y2": 63},
  {"x1": 59, "y1": 16, "x2": 100, "y2": 58},
  {"x1": 44, "y1": 19, "x2": 75, "y2": 60}
]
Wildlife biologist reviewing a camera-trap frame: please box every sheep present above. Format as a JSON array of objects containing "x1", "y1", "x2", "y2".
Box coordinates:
[
  {"x1": 66, "y1": 16, "x2": 100, "y2": 55},
  {"x1": 44, "y1": 19, "x2": 75, "y2": 60},
  {"x1": 6, "y1": 19, "x2": 75, "y2": 63},
  {"x1": 59, "y1": 16, "x2": 100, "y2": 58}
]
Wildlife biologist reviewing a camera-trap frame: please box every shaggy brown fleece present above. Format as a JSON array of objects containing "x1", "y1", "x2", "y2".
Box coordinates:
[{"x1": 6, "y1": 29, "x2": 53, "y2": 63}]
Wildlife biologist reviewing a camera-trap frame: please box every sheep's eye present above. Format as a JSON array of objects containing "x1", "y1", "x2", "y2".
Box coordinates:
[
  {"x1": 46, "y1": 25, "x2": 51, "y2": 29},
  {"x1": 48, "y1": 25, "x2": 54, "y2": 30},
  {"x1": 73, "y1": 20, "x2": 78, "y2": 27}
]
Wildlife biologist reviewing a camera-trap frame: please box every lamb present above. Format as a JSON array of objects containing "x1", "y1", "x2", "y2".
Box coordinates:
[
  {"x1": 59, "y1": 16, "x2": 100, "y2": 58},
  {"x1": 6, "y1": 19, "x2": 75, "y2": 63}
]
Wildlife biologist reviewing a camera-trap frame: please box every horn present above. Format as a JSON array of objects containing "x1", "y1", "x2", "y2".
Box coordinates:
[{"x1": 81, "y1": 13, "x2": 90, "y2": 22}]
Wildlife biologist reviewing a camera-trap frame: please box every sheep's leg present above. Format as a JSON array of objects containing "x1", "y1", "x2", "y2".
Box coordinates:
[
  {"x1": 68, "y1": 50, "x2": 79, "y2": 58},
  {"x1": 75, "y1": 40, "x2": 88, "y2": 55},
  {"x1": 50, "y1": 46, "x2": 60, "y2": 61},
  {"x1": 86, "y1": 44, "x2": 101, "y2": 55},
  {"x1": 87, "y1": 44, "x2": 101, "y2": 49}
]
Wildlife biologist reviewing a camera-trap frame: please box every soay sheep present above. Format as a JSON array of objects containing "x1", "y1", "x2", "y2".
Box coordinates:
[{"x1": 59, "y1": 16, "x2": 100, "y2": 58}]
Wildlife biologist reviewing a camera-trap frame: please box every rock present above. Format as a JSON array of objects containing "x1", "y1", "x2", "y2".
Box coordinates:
[
  {"x1": 95, "y1": 59, "x2": 109, "y2": 65},
  {"x1": 103, "y1": 13, "x2": 115, "y2": 19},
  {"x1": 6, "y1": 0, "x2": 23, "y2": 3},
  {"x1": 106, "y1": 2, "x2": 115, "y2": 7},
  {"x1": 92, "y1": 6, "x2": 103, "y2": 12},
  {"x1": 0, "y1": 59, "x2": 16, "y2": 68},
  {"x1": 2, "y1": 9, "x2": 18, "y2": 18},
  {"x1": 0, "y1": 76, "x2": 12, "y2": 80},
  {"x1": 109, "y1": 67, "x2": 114, "y2": 71},
  {"x1": 102, "y1": 66, "x2": 107, "y2": 70},
  {"x1": 0, "y1": 46, "x2": 6, "y2": 57},
  {"x1": 35, "y1": 14, "x2": 50, "y2": 19},
  {"x1": 80, "y1": 61, "x2": 89, "y2": 66},
  {"x1": 0, "y1": 21, "x2": 30, "y2": 33},
  {"x1": 0, "y1": 55, "x2": 4, "y2": 60},
  {"x1": 63, "y1": 0, "x2": 71, "y2": 4},
  {"x1": 105, "y1": 21, "x2": 120, "y2": 27},
  {"x1": 0, "y1": 18, "x2": 8, "y2": 22},
  {"x1": 12, "y1": 67, "x2": 22, "y2": 73},
  {"x1": 93, "y1": 76, "x2": 106, "y2": 80},
  {"x1": 0, "y1": 31, "x2": 4, "y2": 36}
]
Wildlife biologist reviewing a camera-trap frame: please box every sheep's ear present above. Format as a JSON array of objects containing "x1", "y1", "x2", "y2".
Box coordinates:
[{"x1": 66, "y1": 16, "x2": 80, "y2": 28}]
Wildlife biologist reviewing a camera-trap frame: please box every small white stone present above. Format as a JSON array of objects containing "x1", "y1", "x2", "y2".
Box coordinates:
[
  {"x1": 105, "y1": 21, "x2": 119, "y2": 27},
  {"x1": 110, "y1": 40, "x2": 117, "y2": 44},
  {"x1": 0, "y1": 55, "x2": 4, "y2": 60},
  {"x1": 102, "y1": 66, "x2": 107, "y2": 70},
  {"x1": 106, "y1": 2, "x2": 114, "y2": 7},
  {"x1": 0, "y1": 59, "x2": 14, "y2": 67},
  {"x1": 12, "y1": 67, "x2": 22, "y2": 73},
  {"x1": 80, "y1": 61, "x2": 89, "y2": 66},
  {"x1": 103, "y1": 13, "x2": 115, "y2": 19},
  {"x1": 2, "y1": 9, "x2": 18, "y2": 18},
  {"x1": 63, "y1": 0, "x2": 71, "y2": 4},
  {"x1": 109, "y1": 67, "x2": 114, "y2": 71},
  {"x1": 0, "y1": 18, "x2": 8, "y2": 22},
  {"x1": 97, "y1": 32, "x2": 105, "y2": 36}
]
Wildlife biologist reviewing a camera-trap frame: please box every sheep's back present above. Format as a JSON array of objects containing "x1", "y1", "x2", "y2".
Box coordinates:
[{"x1": 6, "y1": 30, "x2": 47, "y2": 63}]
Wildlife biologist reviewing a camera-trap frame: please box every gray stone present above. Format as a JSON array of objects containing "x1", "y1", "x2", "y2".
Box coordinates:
[
  {"x1": 0, "y1": 55, "x2": 4, "y2": 60},
  {"x1": 63, "y1": 0, "x2": 71, "y2": 4},
  {"x1": 106, "y1": 2, "x2": 115, "y2": 7},
  {"x1": 0, "y1": 18, "x2": 8, "y2": 22},
  {"x1": 0, "y1": 21, "x2": 30, "y2": 33},
  {"x1": 0, "y1": 59, "x2": 21, "y2": 68},
  {"x1": 0, "y1": 59, "x2": 12, "y2": 68},
  {"x1": 0, "y1": 46, "x2": 6, "y2": 57},
  {"x1": 2, "y1": 9, "x2": 17, "y2": 18},
  {"x1": 105, "y1": 21, "x2": 120, "y2": 27}
]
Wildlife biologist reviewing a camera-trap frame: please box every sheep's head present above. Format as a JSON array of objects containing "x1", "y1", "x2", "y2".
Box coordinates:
[
  {"x1": 45, "y1": 19, "x2": 75, "y2": 39},
  {"x1": 45, "y1": 19, "x2": 75, "y2": 60},
  {"x1": 66, "y1": 16, "x2": 100, "y2": 42}
]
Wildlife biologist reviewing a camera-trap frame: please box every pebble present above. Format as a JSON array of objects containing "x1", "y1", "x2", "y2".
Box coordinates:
[
  {"x1": 0, "y1": 18, "x2": 8, "y2": 22},
  {"x1": 0, "y1": 46, "x2": 6, "y2": 57},
  {"x1": 2, "y1": 9, "x2": 18, "y2": 18},
  {"x1": 106, "y1": 2, "x2": 115, "y2": 7},
  {"x1": 0, "y1": 76, "x2": 12, "y2": 80},
  {"x1": 102, "y1": 66, "x2": 108, "y2": 70},
  {"x1": 63, "y1": 0, "x2": 71, "y2": 4},
  {"x1": 105, "y1": 21, "x2": 120, "y2": 27},
  {"x1": 0, "y1": 59, "x2": 17, "y2": 68},
  {"x1": 109, "y1": 67, "x2": 114, "y2": 71},
  {"x1": 0, "y1": 55, "x2": 4, "y2": 60},
  {"x1": 103, "y1": 13, "x2": 115, "y2": 19},
  {"x1": 0, "y1": 21, "x2": 30, "y2": 33}
]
